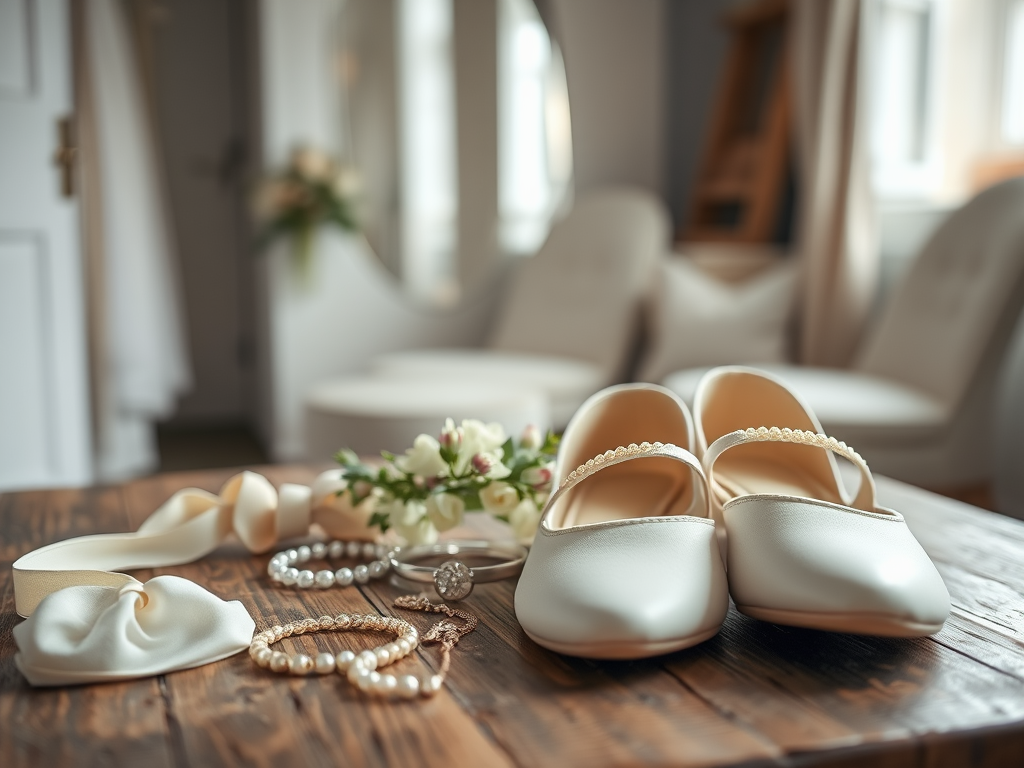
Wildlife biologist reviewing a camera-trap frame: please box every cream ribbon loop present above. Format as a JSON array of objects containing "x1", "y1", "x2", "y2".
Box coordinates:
[
  {"x1": 12, "y1": 469, "x2": 373, "y2": 618},
  {"x1": 11, "y1": 470, "x2": 375, "y2": 687}
]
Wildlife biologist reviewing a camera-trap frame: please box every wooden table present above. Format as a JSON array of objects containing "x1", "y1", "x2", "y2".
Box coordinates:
[{"x1": 2, "y1": 466, "x2": 1024, "y2": 767}]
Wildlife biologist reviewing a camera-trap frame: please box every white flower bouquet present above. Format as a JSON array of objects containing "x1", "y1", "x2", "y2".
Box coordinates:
[
  {"x1": 336, "y1": 420, "x2": 558, "y2": 545},
  {"x1": 253, "y1": 145, "x2": 360, "y2": 275}
]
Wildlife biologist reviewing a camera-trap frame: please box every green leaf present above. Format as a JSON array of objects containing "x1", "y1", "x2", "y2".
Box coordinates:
[
  {"x1": 541, "y1": 431, "x2": 561, "y2": 455},
  {"x1": 369, "y1": 511, "x2": 391, "y2": 533},
  {"x1": 334, "y1": 448, "x2": 360, "y2": 467},
  {"x1": 501, "y1": 437, "x2": 514, "y2": 464}
]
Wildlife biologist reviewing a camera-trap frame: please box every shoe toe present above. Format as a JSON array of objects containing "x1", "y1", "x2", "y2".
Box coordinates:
[
  {"x1": 726, "y1": 496, "x2": 950, "y2": 633},
  {"x1": 514, "y1": 518, "x2": 729, "y2": 658}
]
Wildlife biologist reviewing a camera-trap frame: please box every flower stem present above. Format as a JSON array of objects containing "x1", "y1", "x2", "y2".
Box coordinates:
[{"x1": 292, "y1": 221, "x2": 315, "y2": 281}]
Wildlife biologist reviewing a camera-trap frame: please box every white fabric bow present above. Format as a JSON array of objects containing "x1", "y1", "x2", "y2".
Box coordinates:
[
  {"x1": 12, "y1": 469, "x2": 372, "y2": 686},
  {"x1": 13, "y1": 577, "x2": 255, "y2": 686}
]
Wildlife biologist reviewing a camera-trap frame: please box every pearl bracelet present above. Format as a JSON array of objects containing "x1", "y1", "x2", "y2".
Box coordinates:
[
  {"x1": 267, "y1": 540, "x2": 393, "y2": 589},
  {"x1": 249, "y1": 612, "x2": 440, "y2": 699},
  {"x1": 250, "y1": 597, "x2": 478, "y2": 700}
]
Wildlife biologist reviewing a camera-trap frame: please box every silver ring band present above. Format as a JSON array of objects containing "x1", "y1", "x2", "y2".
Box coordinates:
[{"x1": 389, "y1": 540, "x2": 528, "y2": 601}]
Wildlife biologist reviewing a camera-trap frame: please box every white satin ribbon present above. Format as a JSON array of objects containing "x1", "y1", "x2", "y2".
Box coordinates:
[
  {"x1": 13, "y1": 577, "x2": 256, "y2": 686},
  {"x1": 11, "y1": 469, "x2": 373, "y2": 686}
]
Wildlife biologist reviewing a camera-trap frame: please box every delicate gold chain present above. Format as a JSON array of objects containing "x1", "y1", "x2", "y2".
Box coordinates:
[{"x1": 394, "y1": 594, "x2": 478, "y2": 678}]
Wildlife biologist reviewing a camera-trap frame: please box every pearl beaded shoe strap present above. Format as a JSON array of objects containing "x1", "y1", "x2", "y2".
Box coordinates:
[
  {"x1": 11, "y1": 470, "x2": 376, "y2": 687},
  {"x1": 549, "y1": 441, "x2": 710, "y2": 520},
  {"x1": 702, "y1": 427, "x2": 877, "y2": 511}
]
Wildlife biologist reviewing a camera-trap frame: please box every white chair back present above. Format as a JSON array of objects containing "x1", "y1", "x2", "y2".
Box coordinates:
[
  {"x1": 489, "y1": 187, "x2": 670, "y2": 381},
  {"x1": 857, "y1": 177, "x2": 1024, "y2": 410}
]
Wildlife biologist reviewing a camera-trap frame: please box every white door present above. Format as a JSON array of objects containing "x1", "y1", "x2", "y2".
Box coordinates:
[{"x1": 0, "y1": 0, "x2": 92, "y2": 490}]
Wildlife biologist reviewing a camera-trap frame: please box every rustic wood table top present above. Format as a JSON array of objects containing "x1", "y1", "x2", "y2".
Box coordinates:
[{"x1": 2, "y1": 465, "x2": 1024, "y2": 767}]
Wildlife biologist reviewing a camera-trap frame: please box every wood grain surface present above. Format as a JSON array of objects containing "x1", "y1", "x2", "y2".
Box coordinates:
[{"x1": 1, "y1": 467, "x2": 1023, "y2": 767}]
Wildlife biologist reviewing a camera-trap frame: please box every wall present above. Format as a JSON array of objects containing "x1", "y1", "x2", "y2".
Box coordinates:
[
  {"x1": 663, "y1": 0, "x2": 737, "y2": 233},
  {"x1": 550, "y1": 0, "x2": 742, "y2": 232},
  {"x1": 145, "y1": 0, "x2": 256, "y2": 426},
  {"x1": 550, "y1": 0, "x2": 666, "y2": 197}
]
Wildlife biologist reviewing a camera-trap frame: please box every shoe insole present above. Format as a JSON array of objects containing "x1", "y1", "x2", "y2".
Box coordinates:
[
  {"x1": 714, "y1": 455, "x2": 843, "y2": 506},
  {"x1": 560, "y1": 467, "x2": 691, "y2": 528}
]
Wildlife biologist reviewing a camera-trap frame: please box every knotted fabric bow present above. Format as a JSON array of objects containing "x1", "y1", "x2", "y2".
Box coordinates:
[{"x1": 12, "y1": 469, "x2": 373, "y2": 686}]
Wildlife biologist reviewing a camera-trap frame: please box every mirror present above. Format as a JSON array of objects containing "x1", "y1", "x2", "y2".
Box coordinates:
[{"x1": 337, "y1": 0, "x2": 573, "y2": 307}]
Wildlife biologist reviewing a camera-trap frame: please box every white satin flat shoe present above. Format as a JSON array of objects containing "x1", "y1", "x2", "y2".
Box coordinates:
[
  {"x1": 514, "y1": 384, "x2": 729, "y2": 659},
  {"x1": 694, "y1": 366, "x2": 950, "y2": 637}
]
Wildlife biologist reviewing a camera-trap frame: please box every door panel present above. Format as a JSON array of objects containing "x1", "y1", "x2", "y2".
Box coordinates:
[
  {"x1": 0, "y1": 234, "x2": 54, "y2": 482},
  {"x1": 0, "y1": 0, "x2": 91, "y2": 490},
  {"x1": 0, "y1": 0, "x2": 33, "y2": 96}
]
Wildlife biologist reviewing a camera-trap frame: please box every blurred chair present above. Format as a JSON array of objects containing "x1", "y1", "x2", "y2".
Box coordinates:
[
  {"x1": 664, "y1": 176, "x2": 1024, "y2": 489},
  {"x1": 304, "y1": 186, "x2": 669, "y2": 460},
  {"x1": 305, "y1": 378, "x2": 549, "y2": 460},
  {"x1": 367, "y1": 186, "x2": 670, "y2": 428},
  {"x1": 994, "y1": 304, "x2": 1024, "y2": 519}
]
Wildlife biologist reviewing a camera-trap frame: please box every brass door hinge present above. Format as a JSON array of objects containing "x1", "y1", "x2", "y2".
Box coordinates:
[{"x1": 54, "y1": 116, "x2": 77, "y2": 198}]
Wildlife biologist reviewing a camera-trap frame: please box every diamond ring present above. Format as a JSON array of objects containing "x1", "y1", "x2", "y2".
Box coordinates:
[{"x1": 389, "y1": 540, "x2": 528, "y2": 601}]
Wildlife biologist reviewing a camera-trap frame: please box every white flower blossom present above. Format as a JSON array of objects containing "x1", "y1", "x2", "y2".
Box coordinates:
[
  {"x1": 426, "y1": 493, "x2": 465, "y2": 532},
  {"x1": 508, "y1": 497, "x2": 542, "y2": 542},
  {"x1": 455, "y1": 420, "x2": 507, "y2": 474},
  {"x1": 479, "y1": 481, "x2": 520, "y2": 515},
  {"x1": 439, "y1": 417, "x2": 463, "y2": 452},
  {"x1": 388, "y1": 498, "x2": 439, "y2": 545},
  {"x1": 395, "y1": 434, "x2": 448, "y2": 477},
  {"x1": 471, "y1": 450, "x2": 512, "y2": 479},
  {"x1": 332, "y1": 165, "x2": 362, "y2": 197},
  {"x1": 292, "y1": 145, "x2": 332, "y2": 180}
]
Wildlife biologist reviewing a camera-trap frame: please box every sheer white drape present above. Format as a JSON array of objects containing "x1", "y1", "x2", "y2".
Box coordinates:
[
  {"x1": 792, "y1": 0, "x2": 878, "y2": 367},
  {"x1": 83, "y1": 0, "x2": 191, "y2": 481}
]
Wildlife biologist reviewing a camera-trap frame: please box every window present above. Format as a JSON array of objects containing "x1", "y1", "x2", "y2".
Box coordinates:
[
  {"x1": 867, "y1": 0, "x2": 942, "y2": 200},
  {"x1": 1000, "y1": 0, "x2": 1024, "y2": 144},
  {"x1": 397, "y1": 0, "x2": 459, "y2": 305},
  {"x1": 497, "y1": 0, "x2": 573, "y2": 256}
]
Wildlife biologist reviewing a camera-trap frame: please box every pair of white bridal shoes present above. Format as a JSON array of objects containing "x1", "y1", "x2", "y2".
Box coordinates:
[{"x1": 514, "y1": 368, "x2": 950, "y2": 659}]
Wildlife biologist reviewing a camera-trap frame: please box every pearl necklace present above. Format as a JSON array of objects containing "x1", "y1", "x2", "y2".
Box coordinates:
[
  {"x1": 249, "y1": 597, "x2": 477, "y2": 700},
  {"x1": 267, "y1": 540, "x2": 393, "y2": 589}
]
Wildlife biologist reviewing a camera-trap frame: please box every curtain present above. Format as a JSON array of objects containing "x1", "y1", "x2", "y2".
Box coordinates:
[
  {"x1": 792, "y1": 0, "x2": 878, "y2": 367},
  {"x1": 77, "y1": 0, "x2": 191, "y2": 481}
]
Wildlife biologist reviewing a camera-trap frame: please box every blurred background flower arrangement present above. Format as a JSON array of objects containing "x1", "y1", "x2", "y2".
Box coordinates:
[
  {"x1": 336, "y1": 420, "x2": 558, "y2": 546},
  {"x1": 253, "y1": 145, "x2": 360, "y2": 275}
]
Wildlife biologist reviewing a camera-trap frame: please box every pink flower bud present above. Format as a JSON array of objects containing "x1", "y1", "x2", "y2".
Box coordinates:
[
  {"x1": 520, "y1": 424, "x2": 542, "y2": 450},
  {"x1": 471, "y1": 453, "x2": 493, "y2": 474},
  {"x1": 522, "y1": 466, "x2": 553, "y2": 489},
  {"x1": 439, "y1": 424, "x2": 463, "y2": 452}
]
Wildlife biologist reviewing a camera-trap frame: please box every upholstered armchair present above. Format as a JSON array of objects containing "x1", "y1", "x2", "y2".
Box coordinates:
[
  {"x1": 369, "y1": 187, "x2": 671, "y2": 428},
  {"x1": 663, "y1": 176, "x2": 1024, "y2": 489}
]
